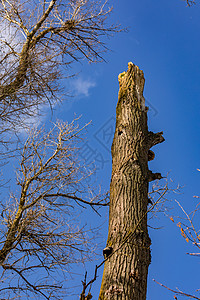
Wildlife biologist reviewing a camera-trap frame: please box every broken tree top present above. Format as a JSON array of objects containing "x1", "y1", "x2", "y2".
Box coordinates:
[
  {"x1": 99, "y1": 62, "x2": 165, "y2": 300},
  {"x1": 118, "y1": 62, "x2": 146, "y2": 111}
]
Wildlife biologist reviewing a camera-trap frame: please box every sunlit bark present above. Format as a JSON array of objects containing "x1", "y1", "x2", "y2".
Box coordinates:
[{"x1": 99, "y1": 63, "x2": 164, "y2": 300}]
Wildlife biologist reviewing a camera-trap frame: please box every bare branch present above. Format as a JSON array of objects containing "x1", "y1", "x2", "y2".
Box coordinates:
[
  {"x1": 0, "y1": 0, "x2": 121, "y2": 132},
  {"x1": 153, "y1": 280, "x2": 200, "y2": 300},
  {"x1": 0, "y1": 119, "x2": 107, "y2": 298},
  {"x1": 186, "y1": 0, "x2": 196, "y2": 6}
]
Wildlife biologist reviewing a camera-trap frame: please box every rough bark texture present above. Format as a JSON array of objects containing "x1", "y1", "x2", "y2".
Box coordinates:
[{"x1": 99, "y1": 62, "x2": 164, "y2": 300}]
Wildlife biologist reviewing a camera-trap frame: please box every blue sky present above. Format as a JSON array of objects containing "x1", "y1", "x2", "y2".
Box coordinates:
[{"x1": 48, "y1": 0, "x2": 200, "y2": 298}]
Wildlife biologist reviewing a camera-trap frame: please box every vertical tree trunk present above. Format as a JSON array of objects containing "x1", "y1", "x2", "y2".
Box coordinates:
[{"x1": 99, "y1": 62, "x2": 164, "y2": 300}]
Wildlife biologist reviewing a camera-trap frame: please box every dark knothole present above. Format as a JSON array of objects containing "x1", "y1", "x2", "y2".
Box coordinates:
[{"x1": 103, "y1": 246, "x2": 113, "y2": 258}]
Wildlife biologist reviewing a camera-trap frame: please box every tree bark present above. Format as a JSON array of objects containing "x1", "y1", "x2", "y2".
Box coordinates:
[{"x1": 99, "y1": 62, "x2": 164, "y2": 300}]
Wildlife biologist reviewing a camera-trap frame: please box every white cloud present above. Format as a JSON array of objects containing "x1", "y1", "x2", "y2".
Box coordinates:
[
  {"x1": 0, "y1": 20, "x2": 24, "y2": 54},
  {"x1": 14, "y1": 105, "x2": 48, "y2": 135},
  {"x1": 70, "y1": 77, "x2": 96, "y2": 97}
]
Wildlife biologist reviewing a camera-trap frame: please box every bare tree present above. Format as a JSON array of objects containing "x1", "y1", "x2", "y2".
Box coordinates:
[
  {"x1": 97, "y1": 63, "x2": 164, "y2": 300},
  {"x1": 0, "y1": 0, "x2": 119, "y2": 130},
  {"x1": 0, "y1": 119, "x2": 109, "y2": 299},
  {"x1": 0, "y1": 1, "x2": 120, "y2": 298}
]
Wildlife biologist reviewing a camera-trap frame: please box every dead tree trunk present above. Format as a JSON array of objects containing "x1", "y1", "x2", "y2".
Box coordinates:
[{"x1": 99, "y1": 62, "x2": 164, "y2": 300}]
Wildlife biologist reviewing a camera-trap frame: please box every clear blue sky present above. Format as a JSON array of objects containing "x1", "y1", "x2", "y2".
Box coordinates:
[{"x1": 52, "y1": 0, "x2": 200, "y2": 298}]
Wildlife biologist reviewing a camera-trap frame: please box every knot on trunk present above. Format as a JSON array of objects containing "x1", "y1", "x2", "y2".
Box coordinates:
[
  {"x1": 103, "y1": 246, "x2": 113, "y2": 259},
  {"x1": 148, "y1": 170, "x2": 163, "y2": 182}
]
